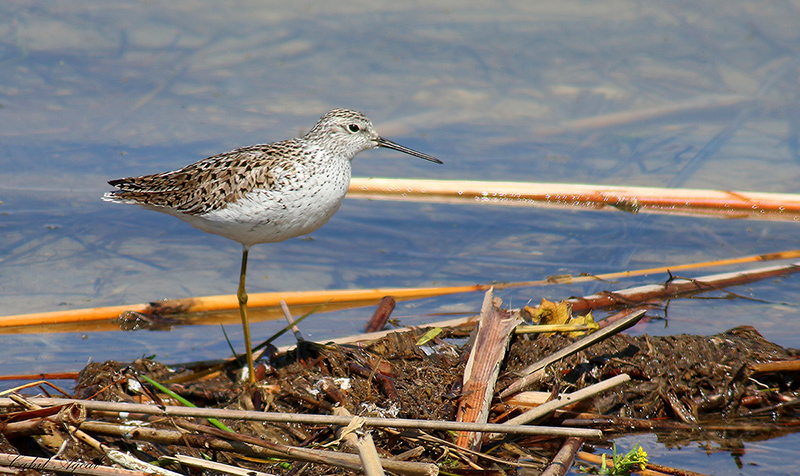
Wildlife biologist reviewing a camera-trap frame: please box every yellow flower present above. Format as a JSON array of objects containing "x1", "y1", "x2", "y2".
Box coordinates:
[{"x1": 636, "y1": 446, "x2": 648, "y2": 469}]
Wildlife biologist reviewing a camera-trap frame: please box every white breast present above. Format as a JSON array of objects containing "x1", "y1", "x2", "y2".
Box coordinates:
[{"x1": 175, "y1": 151, "x2": 352, "y2": 247}]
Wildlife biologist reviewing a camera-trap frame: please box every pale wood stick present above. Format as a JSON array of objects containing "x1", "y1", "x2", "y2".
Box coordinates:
[
  {"x1": 354, "y1": 433, "x2": 385, "y2": 476},
  {"x1": 333, "y1": 407, "x2": 385, "y2": 476},
  {"x1": 163, "y1": 455, "x2": 275, "y2": 476},
  {"x1": 504, "y1": 374, "x2": 631, "y2": 427},
  {"x1": 749, "y1": 359, "x2": 800, "y2": 374},
  {"x1": 279, "y1": 299, "x2": 304, "y2": 342},
  {"x1": 0, "y1": 398, "x2": 600, "y2": 438}
]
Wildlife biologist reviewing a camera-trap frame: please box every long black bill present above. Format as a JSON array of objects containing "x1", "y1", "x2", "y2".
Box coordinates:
[{"x1": 376, "y1": 137, "x2": 443, "y2": 164}]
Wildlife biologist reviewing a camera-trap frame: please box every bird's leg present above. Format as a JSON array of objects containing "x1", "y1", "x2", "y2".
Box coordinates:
[{"x1": 238, "y1": 245, "x2": 256, "y2": 383}]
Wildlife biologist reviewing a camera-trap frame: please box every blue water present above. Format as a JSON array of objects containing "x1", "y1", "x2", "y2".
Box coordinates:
[{"x1": 3, "y1": 2, "x2": 800, "y2": 474}]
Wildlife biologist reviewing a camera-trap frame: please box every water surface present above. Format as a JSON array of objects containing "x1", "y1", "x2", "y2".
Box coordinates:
[{"x1": 3, "y1": 1, "x2": 800, "y2": 474}]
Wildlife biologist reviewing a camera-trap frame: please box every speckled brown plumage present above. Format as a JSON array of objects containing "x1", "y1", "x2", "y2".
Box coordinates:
[{"x1": 108, "y1": 141, "x2": 302, "y2": 216}]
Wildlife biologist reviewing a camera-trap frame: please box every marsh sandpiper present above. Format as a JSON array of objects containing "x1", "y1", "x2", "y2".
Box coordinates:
[{"x1": 104, "y1": 108, "x2": 442, "y2": 382}]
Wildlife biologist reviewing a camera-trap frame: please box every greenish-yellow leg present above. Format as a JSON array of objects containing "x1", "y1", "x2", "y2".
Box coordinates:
[{"x1": 238, "y1": 246, "x2": 256, "y2": 383}]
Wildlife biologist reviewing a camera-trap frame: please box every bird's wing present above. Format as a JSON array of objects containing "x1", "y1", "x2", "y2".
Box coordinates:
[{"x1": 107, "y1": 140, "x2": 302, "y2": 215}]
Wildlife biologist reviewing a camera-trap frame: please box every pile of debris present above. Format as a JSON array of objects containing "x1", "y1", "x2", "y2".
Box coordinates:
[{"x1": 1, "y1": 288, "x2": 799, "y2": 476}]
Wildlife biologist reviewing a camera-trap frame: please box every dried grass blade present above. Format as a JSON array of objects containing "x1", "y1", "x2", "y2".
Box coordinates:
[{"x1": 164, "y1": 454, "x2": 275, "y2": 476}]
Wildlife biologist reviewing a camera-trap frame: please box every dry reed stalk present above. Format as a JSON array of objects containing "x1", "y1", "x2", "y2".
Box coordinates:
[
  {"x1": 565, "y1": 262, "x2": 800, "y2": 314},
  {"x1": 0, "y1": 397, "x2": 600, "y2": 438},
  {"x1": 2, "y1": 250, "x2": 798, "y2": 331},
  {"x1": 540, "y1": 437, "x2": 584, "y2": 476},
  {"x1": 0, "y1": 284, "x2": 486, "y2": 328},
  {"x1": 348, "y1": 178, "x2": 800, "y2": 222}
]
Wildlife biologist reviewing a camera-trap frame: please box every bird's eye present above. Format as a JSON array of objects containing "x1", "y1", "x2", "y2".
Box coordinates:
[{"x1": 347, "y1": 124, "x2": 360, "y2": 133}]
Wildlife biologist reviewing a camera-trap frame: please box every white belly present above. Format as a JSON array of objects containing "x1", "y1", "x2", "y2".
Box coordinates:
[{"x1": 174, "y1": 157, "x2": 351, "y2": 247}]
